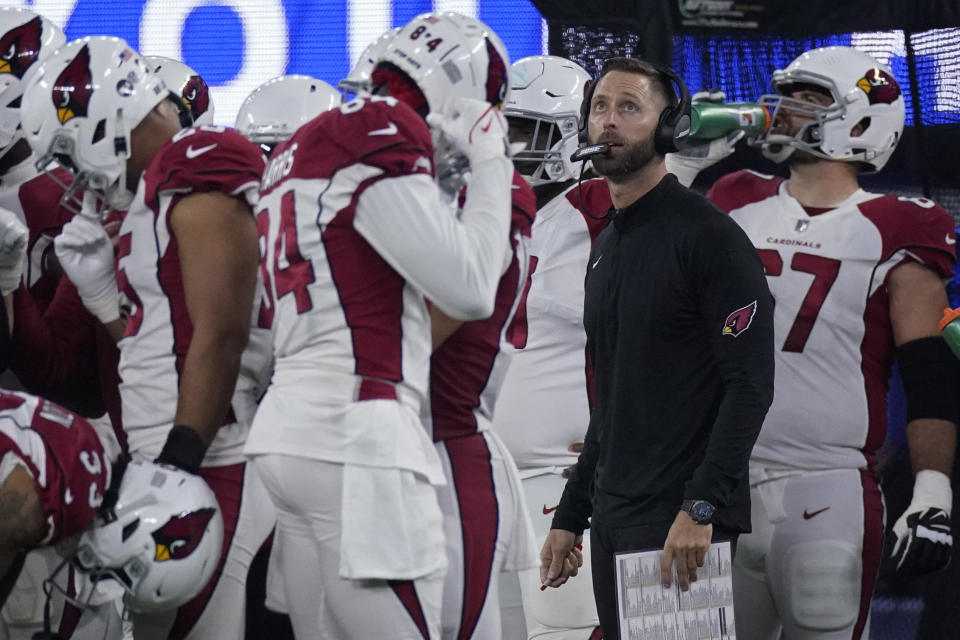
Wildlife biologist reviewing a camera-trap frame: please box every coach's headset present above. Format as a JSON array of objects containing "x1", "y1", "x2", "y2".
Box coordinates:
[{"x1": 571, "y1": 58, "x2": 692, "y2": 162}]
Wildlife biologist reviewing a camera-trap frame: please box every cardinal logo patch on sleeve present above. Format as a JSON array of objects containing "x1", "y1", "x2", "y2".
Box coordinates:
[{"x1": 722, "y1": 300, "x2": 757, "y2": 338}]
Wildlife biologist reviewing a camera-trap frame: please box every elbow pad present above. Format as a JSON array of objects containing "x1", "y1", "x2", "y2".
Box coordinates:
[{"x1": 898, "y1": 337, "x2": 960, "y2": 424}]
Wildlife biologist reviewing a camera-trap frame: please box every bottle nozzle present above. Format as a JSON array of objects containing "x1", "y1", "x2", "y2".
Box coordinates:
[{"x1": 938, "y1": 307, "x2": 960, "y2": 331}]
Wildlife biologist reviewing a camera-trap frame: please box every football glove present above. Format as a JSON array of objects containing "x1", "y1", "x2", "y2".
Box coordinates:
[
  {"x1": 54, "y1": 215, "x2": 120, "y2": 324},
  {"x1": 665, "y1": 89, "x2": 742, "y2": 188},
  {"x1": 0, "y1": 207, "x2": 27, "y2": 297},
  {"x1": 890, "y1": 469, "x2": 953, "y2": 578},
  {"x1": 427, "y1": 97, "x2": 510, "y2": 168}
]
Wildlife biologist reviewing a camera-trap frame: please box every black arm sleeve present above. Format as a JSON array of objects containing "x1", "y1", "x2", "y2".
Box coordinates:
[
  {"x1": 552, "y1": 410, "x2": 599, "y2": 534},
  {"x1": 684, "y1": 217, "x2": 775, "y2": 506}
]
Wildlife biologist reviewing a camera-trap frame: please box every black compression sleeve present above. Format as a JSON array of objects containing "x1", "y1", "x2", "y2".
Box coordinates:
[{"x1": 898, "y1": 337, "x2": 960, "y2": 424}]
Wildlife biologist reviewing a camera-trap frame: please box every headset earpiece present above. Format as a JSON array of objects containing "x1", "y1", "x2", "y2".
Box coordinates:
[{"x1": 651, "y1": 63, "x2": 691, "y2": 155}]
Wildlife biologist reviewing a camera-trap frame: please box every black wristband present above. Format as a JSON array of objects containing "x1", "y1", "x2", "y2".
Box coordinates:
[
  {"x1": 898, "y1": 337, "x2": 960, "y2": 424},
  {"x1": 155, "y1": 425, "x2": 207, "y2": 474}
]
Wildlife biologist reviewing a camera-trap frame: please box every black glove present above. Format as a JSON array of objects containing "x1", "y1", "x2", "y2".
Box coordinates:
[{"x1": 890, "y1": 506, "x2": 953, "y2": 578}]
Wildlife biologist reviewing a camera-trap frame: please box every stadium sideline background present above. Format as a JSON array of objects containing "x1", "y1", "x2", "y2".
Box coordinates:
[{"x1": 4, "y1": 2, "x2": 959, "y2": 637}]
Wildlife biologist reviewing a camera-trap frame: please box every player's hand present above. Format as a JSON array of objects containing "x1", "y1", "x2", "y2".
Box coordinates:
[
  {"x1": 540, "y1": 529, "x2": 583, "y2": 588},
  {"x1": 661, "y1": 511, "x2": 712, "y2": 591},
  {"x1": 665, "y1": 131, "x2": 744, "y2": 188},
  {"x1": 665, "y1": 89, "x2": 742, "y2": 188},
  {"x1": 890, "y1": 469, "x2": 953, "y2": 579},
  {"x1": 54, "y1": 215, "x2": 120, "y2": 324},
  {"x1": 426, "y1": 97, "x2": 510, "y2": 167},
  {"x1": 0, "y1": 207, "x2": 27, "y2": 297}
]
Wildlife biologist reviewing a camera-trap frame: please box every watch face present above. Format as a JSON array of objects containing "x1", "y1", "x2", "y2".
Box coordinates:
[{"x1": 694, "y1": 503, "x2": 713, "y2": 519}]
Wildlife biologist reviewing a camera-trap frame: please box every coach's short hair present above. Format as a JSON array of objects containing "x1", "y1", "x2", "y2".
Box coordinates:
[{"x1": 593, "y1": 57, "x2": 677, "y2": 111}]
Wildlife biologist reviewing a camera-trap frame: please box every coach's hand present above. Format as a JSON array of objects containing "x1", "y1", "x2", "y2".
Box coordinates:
[
  {"x1": 891, "y1": 469, "x2": 953, "y2": 579},
  {"x1": 662, "y1": 511, "x2": 712, "y2": 591},
  {"x1": 540, "y1": 529, "x2": 583, "y2": 588}
]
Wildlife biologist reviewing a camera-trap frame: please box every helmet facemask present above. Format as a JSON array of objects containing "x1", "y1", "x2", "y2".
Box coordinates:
[
  {"x1": 756, "y1": 74, "x2": 848, "y2": 164},
  {"x1": 507, "y1": 111, "x2": 579, "y2": 186},
  {"x1": 33, "y1": 109, "x2": 133, "y2": 219}
]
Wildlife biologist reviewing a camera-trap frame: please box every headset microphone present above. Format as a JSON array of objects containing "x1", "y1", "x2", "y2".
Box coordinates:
[{"x1": 570, "y1": 143, "x2": 611, "y2": 163}]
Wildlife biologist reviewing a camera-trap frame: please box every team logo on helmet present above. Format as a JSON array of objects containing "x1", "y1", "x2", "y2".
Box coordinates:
[
  {"x1": 53, "y1": 45, "x2": 93, "y2": 124},
  {"x1": 151, "y1": 507, "x2": 215, "y2": 562},
  {"x1": 0, "y1": 16, "x2": 43, "y2": 79},
  {"x1": 722, "y1": 300, "x2": 757, "y2": 337},
  {"x1": 484, "y1": 38, "x2": 507, "y2": 106},
  {"x1": 181, "y1": 75, "x2": 210, "y2": 121},
  {"x1": 856, "y1": 68, "x2": 900, "y2": 105}
]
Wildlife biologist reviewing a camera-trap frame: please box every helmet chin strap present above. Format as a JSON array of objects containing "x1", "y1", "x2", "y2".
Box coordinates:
[
  {"x1": 761, "y1": 142, "x2": 796, "y2": 164},
  {"x1": 106, "y1": 187, "x2": 134, "y2": 212}
]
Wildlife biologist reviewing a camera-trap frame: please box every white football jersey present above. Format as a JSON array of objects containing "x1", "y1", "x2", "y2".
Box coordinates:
[
  {"x1": 711, "y1": 170, "x2": 956, "y2": 471},
  {"x1": 116, "y1": 126, "x2": 272, "y2": 465},
  {"x1": 0, "y1": 156, "x2": 74, "y2": 305},
  {"x1": 248, "y1": 94, "x2": 505, "y2": 482},
  {"x1": 493, "y1": 179, "x2": 612, "y2": 470}
]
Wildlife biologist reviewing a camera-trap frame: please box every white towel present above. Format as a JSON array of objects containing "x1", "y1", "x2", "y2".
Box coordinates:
[{"x1": 339, "y1": 463, "x2": 447, "y2": 580}]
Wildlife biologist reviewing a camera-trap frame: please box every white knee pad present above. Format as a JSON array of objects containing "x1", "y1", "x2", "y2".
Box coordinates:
[{"x1": 783, "y1": 541, "x2": 860, "y2": 632}]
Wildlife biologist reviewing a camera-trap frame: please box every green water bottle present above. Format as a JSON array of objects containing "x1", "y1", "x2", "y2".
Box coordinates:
[
  {"x1": 939, "y1": 307, "x2": 960, "y2": 359},
  {"x1": 688, "y1": 102, "x2": 772, "y2": 141}
]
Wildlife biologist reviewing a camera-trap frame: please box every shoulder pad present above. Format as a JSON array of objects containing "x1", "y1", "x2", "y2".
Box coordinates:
[{"x1": 707, "y1": 170, "x2": 783, "y2": 214}]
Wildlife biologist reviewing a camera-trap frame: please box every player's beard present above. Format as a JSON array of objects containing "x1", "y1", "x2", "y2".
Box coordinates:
[
  {"x1": 591, "y1": 133, "x2": 657, "y2": 184},
  {"x1": 787, "y1": 147, "x2": 821, "y2": 166}
]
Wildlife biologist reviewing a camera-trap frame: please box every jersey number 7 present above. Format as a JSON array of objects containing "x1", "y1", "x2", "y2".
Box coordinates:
[{"x1": 756, "y1": 249, "x2": 841, "y2": 353}]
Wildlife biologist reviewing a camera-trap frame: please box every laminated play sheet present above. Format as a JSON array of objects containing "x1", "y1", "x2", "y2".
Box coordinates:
[{"x1": 614, "y1": 541, "x2": 735, "y2": 640}]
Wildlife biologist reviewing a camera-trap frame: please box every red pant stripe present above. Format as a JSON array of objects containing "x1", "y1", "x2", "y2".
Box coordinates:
[
  {"x1": 852, "y1": 469, "x2": 884, "y2": 639},
  {"x1": 389, "y1": 580, "x2": 430, "y2": 639}
]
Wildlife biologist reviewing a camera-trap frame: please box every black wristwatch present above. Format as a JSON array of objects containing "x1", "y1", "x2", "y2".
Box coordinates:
[{"x1": 681, "y1": 499, "x2": 716, "y2": 525}]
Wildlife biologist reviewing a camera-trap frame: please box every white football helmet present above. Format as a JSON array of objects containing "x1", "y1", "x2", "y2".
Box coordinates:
[
  {"x1": 144, "y1": 55, "x2": 214, "y2": 126},
  {"x1": 235, "y1": 75, "x2": 340, "y2": 150},
  {"x1": 374, "y1": 12, "x2": 510, "y2": 116},
  {"x1": 339, "y1": 27, "x2": 400, "y2": 98},
  {"x1": 72, "y1": 460, "x2": 223, "y2": 613},
  {"x1": 0, "y1": 7, "x2": 65, "y2": 157},
  {"x1": 21, "y1": 37, "x2": 166, "y2": 213},
  {"x1": 503, "y1": 56, "x2": 590, "y2": 185},
  {"x1": 754, "y1": 46, "x2": 905, "y2": 172}
]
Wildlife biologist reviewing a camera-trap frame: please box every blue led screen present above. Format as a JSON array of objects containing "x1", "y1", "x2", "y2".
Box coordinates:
[
  {"x1": 7, "y1": 2, "x2": 958, "y2": 129},
  {"x1": 672, "y1": 29, "x2": 960, "y2": 127},
  {"x1": 7, "y1": 0, "x2": 546, "y2": 124}
]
